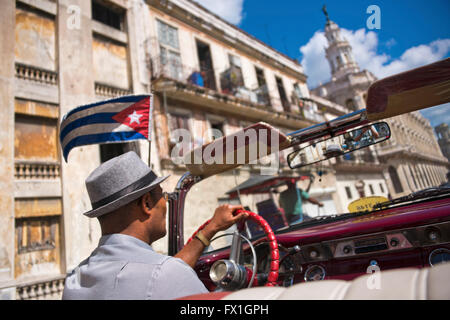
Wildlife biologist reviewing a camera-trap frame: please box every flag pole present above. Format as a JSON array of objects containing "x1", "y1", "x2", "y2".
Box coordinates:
[{"x1": 148, "y1": 94, "x2": 153, "y2": 167}]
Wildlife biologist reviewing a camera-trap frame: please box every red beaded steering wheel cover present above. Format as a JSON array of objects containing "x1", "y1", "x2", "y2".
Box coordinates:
[{"x1": 186, "y1": 209, "x2": 279, "y2": 286}]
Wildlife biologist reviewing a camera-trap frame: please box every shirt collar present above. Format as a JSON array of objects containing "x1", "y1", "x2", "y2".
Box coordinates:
[{"x1": 98, "y1": 233, "x2": 154, "y2": 251}]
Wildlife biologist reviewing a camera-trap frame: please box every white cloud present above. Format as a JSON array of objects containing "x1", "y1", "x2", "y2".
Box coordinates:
[
  {"x1": 193, "y1": 0, "x2": 245, "y2": 25},
  {"x1": 300, "y1": 28, "x2": 450, "y2": 89},
  {"x1": 298, "y1": 31, "x2": 330, "y2": 89},
  {"x1": 420, "y1": 103, "x2": 450, "y2": 127},
  {"x1": 384, "y1": 38, "x2": 397, "y2": 49}
]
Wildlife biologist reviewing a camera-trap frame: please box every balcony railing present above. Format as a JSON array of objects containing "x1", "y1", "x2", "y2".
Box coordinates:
[
  {"x1": 16, "y1": 275, "x2": 65, "y2": 300},
  {"x1": 15, "y1": 160, "x2": 60, "y2": 180},
  {"x1": 15, "y1": 63, "x2": 58, "y2": 86},
  {"x1": 95, "y1": 82, "x2": 132, "y2": 98}
]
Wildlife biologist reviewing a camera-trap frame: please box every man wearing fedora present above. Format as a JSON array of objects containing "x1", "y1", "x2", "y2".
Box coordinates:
[{"x1": 62, "y1": 151, "x2": 247, "y2": 300}]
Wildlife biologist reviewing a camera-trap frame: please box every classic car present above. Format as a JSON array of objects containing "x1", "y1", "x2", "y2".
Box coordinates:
[{"x1": 168, "y1": 58, "x2": 450, "y2": 299}]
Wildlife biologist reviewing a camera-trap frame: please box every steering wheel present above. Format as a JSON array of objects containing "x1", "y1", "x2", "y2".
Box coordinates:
[{"x1": 186, "y1": 209, "x2": 279, "y2": 290}]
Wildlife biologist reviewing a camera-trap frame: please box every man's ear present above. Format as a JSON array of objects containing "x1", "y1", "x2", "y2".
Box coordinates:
[{"x1": 140, "y1": 192, "x2": 154, "y2": 215}]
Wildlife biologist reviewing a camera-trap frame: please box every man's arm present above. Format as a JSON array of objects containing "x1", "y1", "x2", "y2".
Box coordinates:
[
  {"x1": 307, "y1": 196, "x2": 324, "y2": 207},
  {"x1": 300, "y1": 189, "x2": 323, "y2": 208},
  {"x1": 174, "y1": 205, "x2": 248, "y2": 268}
]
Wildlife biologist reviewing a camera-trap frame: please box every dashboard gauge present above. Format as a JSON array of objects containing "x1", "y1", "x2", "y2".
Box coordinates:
[
  {"x1": 429, "y1": 248, "x2": 450, "y2": 267},
  {"x1": 304, "y1": 265, "x2": 326, "y2": 282}
]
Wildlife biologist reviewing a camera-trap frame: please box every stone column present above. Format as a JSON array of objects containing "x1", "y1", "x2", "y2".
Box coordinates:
[
  {"x1": 399, "y1": 164, "x2": 413, "y2": 194},
  {"x1": 57, "y1": 0, "x2": 100, "y2": 272},
  {"x1": 0, "y1": 0, "x2": 16, "y2": 298},
  {"x1": 439, "y1": 166, "x2": 447, "y2": 182},
  {"x1": 427, "y1": 164, "x2": 438, "y2": 186},
  {"x1": 435, "y1": 165, "x2": 443, "y2": 184},
  {"x1": 413, "y1": 164, "x2": 425, "y2": 189},
  {"x1": 419, "y1": 163, "x2": 431, "y2": 187}
]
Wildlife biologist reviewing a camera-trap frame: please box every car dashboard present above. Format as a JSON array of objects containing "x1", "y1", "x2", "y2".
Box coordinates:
[{"x1": 249, "y1": 220, "x2": 450, "y2": 286}]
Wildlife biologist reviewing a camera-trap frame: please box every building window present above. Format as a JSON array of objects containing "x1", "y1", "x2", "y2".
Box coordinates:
[
  {"x1": 196, "y1": 40, "x2": 217, "y2": 90},
  {"x1": 291, "y1": 83, "x2": 304, "y2": 111},
  {"x1": 209, "y1": 119, "x2": 224, "y2": 141},
  {"x1": 168, "y1": 113, "x2": 191, "y2": 156},
  {"x1": 369, "y1": 184, "x2": 374, "y2": 195},
  {"x1": 345, "y1": 186, "x2": 352, "y2": 200},
  {"x1": 346, "y1": 98, "x2": 356, "y2": 110},
  {"x1": 389, "y1": 166, "x2": 404, "y2": 193},
  {"x1": 157, "y1": 20, "x2": 182, "y2": 80},
  {"x1": 160, "y1": 47, "x2": 182, "y2": 80},
  {"x1": 92, "y1": 0, "x2": 125, "y2": 31},
  {"x1": 336, "y1": 56, "x2": 343, "y2": 67},
  {"x1": 228, "y1": 54, "x2": 244, "y2": 86},
  {"x1": 99, "y1": 142, "x2": 140, "y2": 163},
  {"x1": 379, "y1": 183, "x2": 385, "y2": 193},
  {"x1": 255, "y1": 67, "x2": 270, "y2": 106},
  {"x1": 220, "y1": 54, "x2": 244, "y2": 94},
  {"x1": 275, "y1": 76, "x2": 290, "y2": 112},
  {"x1": 344, "y1": 53, "x2": 350, "y2": 64},
  {"x1": 157, "y1": 20, "x2": 179, "y2": 49},
  {"x1": 293, "y1": 83, "x2": 303, "y2": 99},
  {"x1": 100, "y1": 143, "x2": 127, "y2": 163},
  {"x1": 16, "y1": 216, "x2": 58, "y2": 254}
]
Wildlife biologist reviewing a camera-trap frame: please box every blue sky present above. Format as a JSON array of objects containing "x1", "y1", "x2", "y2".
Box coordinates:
[{"x1": 194, "y1": 0, "x2": 450, "y2": 127}]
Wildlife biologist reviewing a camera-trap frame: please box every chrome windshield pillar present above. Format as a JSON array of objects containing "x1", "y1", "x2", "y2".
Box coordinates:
[{"x1": 168, "y1": 172, "x2": 202, "y2": 256}]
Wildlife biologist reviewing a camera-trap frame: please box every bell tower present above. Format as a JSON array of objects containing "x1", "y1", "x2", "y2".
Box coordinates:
[{"x1": 322, "y1": 5, "x2": 360, "y2": 80}]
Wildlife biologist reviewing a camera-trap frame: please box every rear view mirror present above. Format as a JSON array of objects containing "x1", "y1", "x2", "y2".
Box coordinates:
[{"x1": 287, "y1": 122, "x2": 390, "y2": 169}]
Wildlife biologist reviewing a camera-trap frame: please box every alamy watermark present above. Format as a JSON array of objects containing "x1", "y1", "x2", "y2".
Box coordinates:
[
  {"x1": 67, "y1": 5, "x2": 81, "y2": 30},
  {"x1": 366, "y1": 260, "x2": 381, "y2": 290},
  {"x1": 366, "y1": 5, "x2": 381, "y2": 30}
]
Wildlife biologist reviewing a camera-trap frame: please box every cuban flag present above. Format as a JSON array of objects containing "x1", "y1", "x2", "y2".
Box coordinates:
[{"x1": 60, "y1": 95, "x2": 152, "y2": 162}]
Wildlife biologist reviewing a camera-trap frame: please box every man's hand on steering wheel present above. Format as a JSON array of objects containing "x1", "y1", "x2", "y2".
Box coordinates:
[
  {"x1": 190, "y1": 207, "x2": 280, "y2": 289},
  {"x1": 207, "y1": 204, "x2": 249, "y2": 233},
  {"x1": 176, "y1": 205, "x2": 248, "y2": 269}
]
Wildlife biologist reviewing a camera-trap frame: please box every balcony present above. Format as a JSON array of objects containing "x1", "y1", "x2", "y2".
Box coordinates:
[
  {"x1": 14, "y1": 63, "x2": 59, "y2": 104},
  {"x1": 150, "y1": 56, "x2": 316, "y2": 129}
]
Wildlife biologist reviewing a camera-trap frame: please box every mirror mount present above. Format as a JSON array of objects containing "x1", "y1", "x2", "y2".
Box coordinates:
[{"x1": 287, "y1": 109, "x2": 369, "y2": 149}]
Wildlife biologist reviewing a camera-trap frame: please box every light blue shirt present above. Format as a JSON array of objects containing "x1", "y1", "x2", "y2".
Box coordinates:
[{"x1": 62, "y1": 234, "x2": 208, "y2": 300}]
